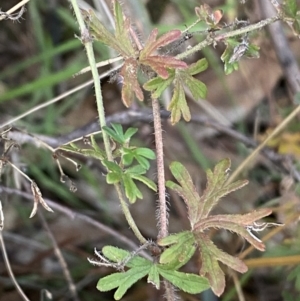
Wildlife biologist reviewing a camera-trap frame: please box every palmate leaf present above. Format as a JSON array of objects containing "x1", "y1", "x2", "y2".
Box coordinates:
[
  {"x1": 168, "y1": 78, "x2": 191, "y2": 124},
  {"x1": 195, "y1": 232, "x2": 247, "y2": 296},
  {"x1": 165, "y1": 158, "x2": 273, "y2": 296},
  {"x1": 139, "y1": 28, "x2": 187, "y2": 79},
  {"x1": 158, "y1": 231, "x2": 196, "y2": 269},
  {"x1": 96, "y1": 246, "x2": 209, "y2": 299},
  {"x1": 143, "y1": 73, "x2": 174, "y2": 98}
]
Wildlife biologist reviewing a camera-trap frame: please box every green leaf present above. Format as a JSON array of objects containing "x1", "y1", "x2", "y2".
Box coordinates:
[
  {"x1": 81, "y1": 9, "x2": 124, "y2": 54},
  {"x1": 130, "y1": 174, "x2": 157, "y2": 191},
  {"x1": 184, "y1": 75, "x2": 207, "y2": 99},
  {"x1": 97, "y1": 267, "x2": 149, "y2": 300},
  {"x1": 168, "y1": 79, "x2": 191, "y2": 124},
  {"x1": 112, "y1": 0, "x2": 135, "y2": 55},
  {"x1": 103, "y1": 125, "x2": 124, "y2": 144},
  {"x1": 123, "y1": 175, "x2": 143, "y2": 203},
  {"x1": 187, "y1": 58, "x2": 208, "y2": 76},
  {"x1": 102, "y1": 246, "x2": 151, "y2": 268},
  {"x1": 125, "y1": 165, "x2": 147, "y2": 175},
  {"x1": 283, "y1": 0, "x2": 298, "y2": 18},
  {"x1": 124, "y1": 127, "x2": 138, "y2": 142},
  {"x1": 199, "y1": 158, "x2": 248, "y2": 219},
  {"x1": 166, "y1": 162, "x2": 202, "y2": 228},
  {"x1": 143, "y1": 75, "x2": 174, "y2": 98},
  {"x1": 159, "y1": 269, "x2": 210, "y2": 294},
  {"x1": 107, "y1": 172, "x2": 121, "y2": 184},
  {"x1": 135, "y1": 148, "x2": 156, "y2": 159},
  {"x1": 147, "y1": 265, "x2": 160, "y2": 289},
  {"x1": 158, "y1": 231, "x2": 196, "y2": 269},
  {"x1": 104, "y1": 160, "x2": 122, "y2": 173}
]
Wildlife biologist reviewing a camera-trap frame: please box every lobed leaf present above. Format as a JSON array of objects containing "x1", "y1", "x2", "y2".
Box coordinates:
[
  {"x1": 141, "y1": 56, "x2": 187, "y2": 79},
  {"x1": 195, "y1": 232, "x2": 247, "y2": 296},
  {"x1": 143, "y1": 75, "x2": 174, "y2": 98},
  {"x1": 184, "y1": 75, "x2": 207, "y2": 99},
  {"x1": 187, "y1": 58, "x2": 208, "y2": 76},
  {"x1": 147, "y1": 265, "x2": 160, "y2": 289},
  {"x1": 122, "y1": 175, "x2": 143, "y2": 203},
  {"x1": 120, "y1": 58, "x2": 144, "y2": 106},
  {"x1": 140, "y1": 29, "x2": 182, "y2": 59},
  {"x1": 168, "y1": 79, "x2": 191, "y2": 124},
  {"x1": 81, "y1": 9, "x2": 123, "y2": 54},
  {"x1": 102, "y1": 246, "x2": 150, "y2": 268},
  {"x1": 199, "y1": 158, "x2": 248, "y2": 219},
  {"x1": 159, "y1": 269, "x2": 210, "y2": 294},
  {"x1": 97, "y1": 267, "x2": 149, "y2": 300},
  {"x1": 130, "y1": 174, "x2": 157, "y2": 191},
  {"x1": 158, "y1": 231, "x2": 196, "y2": 269},
  {"x1": 166, "y1": 162, "x2": 201, "y2": 228}
]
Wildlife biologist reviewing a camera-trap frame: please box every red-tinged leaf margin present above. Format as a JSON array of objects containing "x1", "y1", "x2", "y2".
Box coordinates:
[
  {"x1": 195, "y1": 232, "x2": 248, "y2": 296},
  {"x1": 140, "y1": 56, "x2": 187, "y2": 79}
]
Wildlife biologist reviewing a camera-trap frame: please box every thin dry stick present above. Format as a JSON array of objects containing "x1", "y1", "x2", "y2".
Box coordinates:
[
  {"x1": 0, "y1": 232, "x2": 31, "y2": 301},
  {"x1": 38, "y1": 211, "x2": 80, "y2": 301},
  {"x1": 231, "y1": 271, "x2": 245, "y2": 301},
  {"x1": 227, "y1": 101, "x2": 300, "y2": 184},
  {"x1": 0, "y1": 0, "x2": 30, "y2": 21},
  {"x1": 152, "y1": 98, "x2": 168, "y2": 240}
]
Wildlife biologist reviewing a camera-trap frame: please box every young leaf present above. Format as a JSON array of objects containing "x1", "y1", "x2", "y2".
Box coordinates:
[
  {"x1": 143, "y1": 75, "x2": 174, "y2": 98},
  {"x1": 81, "y1": 9, "x2": 123, "y2": 54},
  {"x1": 158, "y1": 231, "x2": 196, "y2": 269},
  {"x1": 113, "y1": 0, "x2": 136, "y2": 56},
  {"x1": 168, "y1": 78, "x2": 191, "y2": 124},
  {"x1": 166, "y1": 162, "x2": 202, "y2": 228},
  {"x1": 97, "y1": 267, "x2": 149, "y2": 300},
  {"x1": 139, "y1": 28, "x2": 187, "y2": 79},
  {"x1": 102, "y1": 246, "x2": 151, "y2": 268},
  {"x1": 187, "y1": 58, "x2": 208, "y2": 76},
  {"x1": 147, "y1": 265, "x2": 160, "y2": 289},
  {"x1": 159, "y1": 269, "x2": 210, "y2": 294},
  {"x1": 130, "y1": 174, "x2": 157, "y2": 192},
  {"x1": 122, "y1": 174, "x2": 143, "y2": 203},
  {"x1": 123, "y1": 127, "x2": 139, "y2": 142}
]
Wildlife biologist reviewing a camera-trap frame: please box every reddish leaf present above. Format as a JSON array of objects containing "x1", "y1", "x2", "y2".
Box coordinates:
[
  {"x1": 195, "y1": 232, "x2": 247, "y2": 296},
  {"x1": 141, "y1": 56, "x2": 187, "y2": 79},
  {"x1": 120, "y1": 58, "x2": 143, "y2": 107},
  {"x1": 140, "y1": 29, "x2": 182, "y2": 59}
]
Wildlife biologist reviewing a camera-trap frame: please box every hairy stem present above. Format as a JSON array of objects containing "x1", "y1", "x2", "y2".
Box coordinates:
[
  {"x1": 152, "y1": 97, "x2": 168, "y2": 240},
  {"x1": 177, "y1": 15, "x2": 280, "y2": 60}
]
